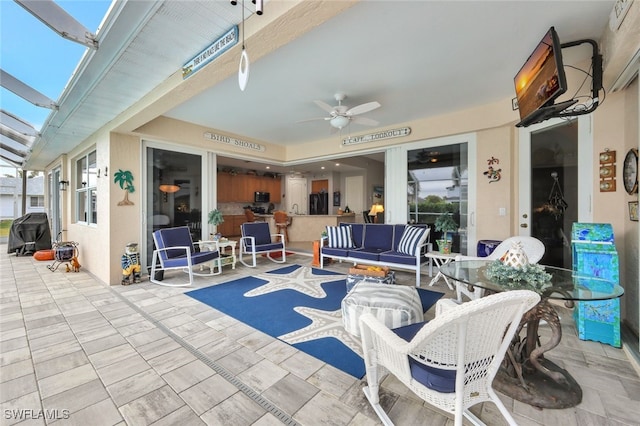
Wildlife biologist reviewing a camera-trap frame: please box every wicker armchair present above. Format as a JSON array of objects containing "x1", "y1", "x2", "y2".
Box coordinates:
[{"x1": 360, "y1": 290, "x2": 540, "y2": 426}]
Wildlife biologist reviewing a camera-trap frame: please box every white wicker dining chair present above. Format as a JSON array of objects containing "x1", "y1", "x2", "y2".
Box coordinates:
[
  {"x1": 450, "y1": 236, "x2": 545, "y2": 303},
  {"x1": 360, "y1": 289, "x2": 540, "y2": 426}
]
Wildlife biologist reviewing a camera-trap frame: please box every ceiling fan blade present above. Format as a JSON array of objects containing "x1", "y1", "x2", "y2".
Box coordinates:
[
  {"x1": 296, "y1": 117, "x2": 329, "y2": 124},
  {"x1": 346, "y1": 101, "x2": 381, "y2": 116},
  {"x1": 313, "y1": 100, "x2": 335, "y2": 114},
  {"x1": 351, "y1": 116, "x2": 379, "y2": 126}
]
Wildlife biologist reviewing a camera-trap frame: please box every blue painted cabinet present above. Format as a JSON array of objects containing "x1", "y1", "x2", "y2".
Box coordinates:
[{"x1": 571, "y1": 223, "x2": 620, "y2": 347}]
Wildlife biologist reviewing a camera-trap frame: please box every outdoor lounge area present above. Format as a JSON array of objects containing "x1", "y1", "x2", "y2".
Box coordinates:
[
  {"x1": 1, "y1": 1, "x2": 638, "y2": 425},
  {"x1": 1, "y1": 245, "x2": 638, "y2": 425}
]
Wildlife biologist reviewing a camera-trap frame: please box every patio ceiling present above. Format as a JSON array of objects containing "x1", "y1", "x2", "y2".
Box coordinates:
[{"x1": 8, "y1": 0, "x2": 620, "y2": 171}]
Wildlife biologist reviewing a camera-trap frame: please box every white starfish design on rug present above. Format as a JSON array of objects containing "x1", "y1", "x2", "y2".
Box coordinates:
[
  {"x1": 245, "y1": 267, "x2": 346, "y2": 299},
  {"x1": 278, "y1": 306, "x2": 363, "y2": 356}
]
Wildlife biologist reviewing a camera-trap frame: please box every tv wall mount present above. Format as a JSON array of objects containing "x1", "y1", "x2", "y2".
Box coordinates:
[{"x1": 516, "y1": 39, "x2": 603, "y2": 128}]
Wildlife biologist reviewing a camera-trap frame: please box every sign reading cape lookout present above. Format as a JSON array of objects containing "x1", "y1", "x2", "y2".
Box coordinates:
[
  {"x1": 342, "y1": 127, "x2": 411, "y2": 146},
  {"x1": 204, "y1": 132, "x2": 266, "y2": 152},
  {"x1": 182, "y1": 26, "x2": 238, "y2": 79}
]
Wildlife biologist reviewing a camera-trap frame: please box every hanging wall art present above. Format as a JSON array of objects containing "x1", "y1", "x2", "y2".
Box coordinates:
[
  {"x1": 114, "y1": 169, "x2": 135, "y2": 206},
  {"x1": 483, "y1": 156, "x2": 502, "y2": 183}
]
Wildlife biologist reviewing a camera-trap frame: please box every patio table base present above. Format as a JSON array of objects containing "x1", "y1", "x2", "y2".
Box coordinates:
[{"x1": 494, "y1": 358, "x2": 582, "y2": 409}]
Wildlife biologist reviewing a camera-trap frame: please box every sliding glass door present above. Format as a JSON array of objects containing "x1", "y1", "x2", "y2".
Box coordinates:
[
  {"x1": 145, "y1": 147, "x2": 203, "y2": 267},
  {"x1": 407, "y1": 143, "x2": 471, "y2": 255}
]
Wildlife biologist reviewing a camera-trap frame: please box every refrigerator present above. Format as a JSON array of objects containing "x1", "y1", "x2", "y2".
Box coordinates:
[{"x1": 309, "y1": 192, "x2": 328, "y2": 215}]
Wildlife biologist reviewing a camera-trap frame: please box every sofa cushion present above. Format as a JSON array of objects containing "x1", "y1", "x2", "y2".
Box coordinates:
[
  {"x1": 398, "y1": 225, "x2": 428, "y2": 255},
  {"x1": 379, "y1": 250, "x2": 418, "y2": 266},
  {"x1": 349, "y1": 248, "x2": 385, "y2": 262},
  {"x1": 342, "y1": 223, "x2": 364, "y2": 247},
  {"x1": 326, "y1": 225, "x2": 355, "y2": 248},
  {"x1": 362, "y1": 224, "x2": 394, "y2": 250},
  {"x1": 322, "y1": 246, "x2": 350, "y2": 258}
]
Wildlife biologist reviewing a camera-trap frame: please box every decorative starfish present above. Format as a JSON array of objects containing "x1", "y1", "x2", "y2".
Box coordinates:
[
  {"x1": 245, "y1": 268, "x2": 345, "y2": 299},
  {"x1": 279, "y1": 306, "x2": 363, "y2": 355}
]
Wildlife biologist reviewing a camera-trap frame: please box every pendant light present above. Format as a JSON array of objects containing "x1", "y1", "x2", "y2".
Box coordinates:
[{"x1": 231, "y1": 0, "x2": 264, "y2": 91}]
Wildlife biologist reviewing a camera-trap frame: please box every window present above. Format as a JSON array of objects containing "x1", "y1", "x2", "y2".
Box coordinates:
[
  {"x1": 30, "y1": 196, "x2": 44, "y2": 207},
  {"x1": 76, "y1": 150, "x2": 98, "y2": 224}
]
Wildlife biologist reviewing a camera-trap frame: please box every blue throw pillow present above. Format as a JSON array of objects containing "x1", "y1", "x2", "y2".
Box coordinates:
[
  {"x1": 327, "y1": 225, "x2": 354, "y2": 248},
  {"x1": 398, "y1": 226, "x2": 426, "y2": 255}
]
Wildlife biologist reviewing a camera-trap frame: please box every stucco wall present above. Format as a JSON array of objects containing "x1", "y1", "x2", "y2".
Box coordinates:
[
  {"x1": 61, "y1": 130, "x2": 112, "y2": 281},
  {"x1": 109, "y1": 133, "x2": 143, "y2": 286},
  {"x1": 474, "y1": 126, "x2": 514, "y2": 241}
]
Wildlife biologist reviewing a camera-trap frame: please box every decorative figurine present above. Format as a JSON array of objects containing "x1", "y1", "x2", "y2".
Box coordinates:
[{"x1": 121, "y1": 242, "x2": 141, "y2": 285}]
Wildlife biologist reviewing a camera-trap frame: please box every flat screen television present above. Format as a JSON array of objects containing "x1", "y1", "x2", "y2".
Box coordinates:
[{"x1": 514, "y1": 27, "x2": 571, "y2": 127}]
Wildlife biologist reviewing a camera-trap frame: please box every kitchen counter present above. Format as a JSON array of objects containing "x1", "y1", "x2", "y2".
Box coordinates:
[{"x1": 256, "y1": 214, "x2": 356, "y2": 241}]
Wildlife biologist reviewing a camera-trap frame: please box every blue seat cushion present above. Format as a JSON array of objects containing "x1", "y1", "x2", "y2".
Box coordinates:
[
  {"x1": 392, "y1": 321, "x2": 456, "y2": 394},
  {"x1": 349, "y1": 248, "x2": 385, "y2": 262},
  {"x1": 242, "y1": 223, "x2": 272, "y2": 246},
  {"x1": 322, "y1": 247, "x2": 350, "y2": 257},
  {"x1": 253, "y1": 242, "x2": 284, "y2": 253},
  {"x1": 162, "y1": 249, "x2": 219, "y2": 268},
  {"x1": 154, "y1": 227, "x2": 196, "y2": 259},
  {"x1": 379, "y1": 250, "x2": 417, "y2": 266}
]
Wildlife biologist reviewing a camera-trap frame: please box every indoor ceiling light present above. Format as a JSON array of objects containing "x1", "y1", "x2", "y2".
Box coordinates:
[
  {"x1": 330, "y1": 116, "x2": 350, "y2": 129},
  {"x1": 159, "y1": 184, "x2": 180, "y2": 193}
]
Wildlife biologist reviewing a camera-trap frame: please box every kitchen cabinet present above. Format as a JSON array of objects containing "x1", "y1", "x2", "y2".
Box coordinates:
[
  {"x1": 217, "y1": 173, "x2": 235, "y2": 202},
  {"x1": 217, "y1": 172, "x2": 281, "y2": 203},
  {"x1": 219, "y1": 215, "x2": 245, "y2": 237}
]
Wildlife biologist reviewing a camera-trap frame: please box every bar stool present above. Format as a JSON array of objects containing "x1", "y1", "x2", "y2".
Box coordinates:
[{"x1": 273, "y1": 211, "x2": 291, "y2": 242}]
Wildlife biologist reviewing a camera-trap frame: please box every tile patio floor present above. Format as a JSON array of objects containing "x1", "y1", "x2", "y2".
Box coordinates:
[{"x1": 1, "y1": 246, "x2": 639, "y2": 425}]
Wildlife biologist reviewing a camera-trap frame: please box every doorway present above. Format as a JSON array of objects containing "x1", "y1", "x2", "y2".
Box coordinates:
[
  {"x1": 519, "y1": 119, "x2": 584, "y2": 269},
  {"x1": 145, "y1": 147, "x2": 202, "y2": 267},
  {"x1": 407, "y1": 143, "x2": 469, "y2": 255}
]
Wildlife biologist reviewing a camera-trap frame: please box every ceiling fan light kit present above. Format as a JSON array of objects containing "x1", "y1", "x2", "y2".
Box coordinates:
[{"x1": 330, "y1": 115, "x2": 350, "y2": 129}]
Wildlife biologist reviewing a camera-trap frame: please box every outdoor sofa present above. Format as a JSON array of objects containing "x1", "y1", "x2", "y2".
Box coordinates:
[{"x1": 320, "y1": 223, "x2": 430, "y2": 286}]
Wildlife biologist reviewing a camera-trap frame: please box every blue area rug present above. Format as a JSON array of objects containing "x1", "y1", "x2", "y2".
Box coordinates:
[{"x1": 186, "y1": 264, "x2": 443, "y2": 378}]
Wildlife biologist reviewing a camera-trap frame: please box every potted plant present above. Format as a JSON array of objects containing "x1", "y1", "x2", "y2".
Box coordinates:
[
  {"x1": 434, "y1": 212, "x2": 458, "y2": 254},
  {"x1": 207, "y1": 209, "x2": 224, "y2": 240}
]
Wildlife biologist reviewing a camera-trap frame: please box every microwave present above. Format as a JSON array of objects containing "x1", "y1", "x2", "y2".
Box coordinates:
[{"x1": 254, "y1": 191, "x2": 270, "y2": 203}]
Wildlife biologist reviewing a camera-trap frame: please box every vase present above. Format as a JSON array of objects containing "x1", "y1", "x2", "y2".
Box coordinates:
[{"x1": 437, "y1": 239, "x2": 452, "y2": 254}]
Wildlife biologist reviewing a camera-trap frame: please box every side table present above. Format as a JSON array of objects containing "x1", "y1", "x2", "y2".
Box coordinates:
[
  {"x1": 424, "y1": 251, "x2": 459, "y2": 290},
  {"x1": 200, "y1": 240, "x2": 237, "y2": 272}
]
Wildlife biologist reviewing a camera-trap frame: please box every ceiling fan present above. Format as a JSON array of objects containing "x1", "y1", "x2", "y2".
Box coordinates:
[{"x1": 299, "y1": 93, "x2": 381, "y2": 130}]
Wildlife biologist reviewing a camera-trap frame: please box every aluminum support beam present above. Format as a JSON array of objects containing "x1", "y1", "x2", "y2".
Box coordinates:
[
  {"x1": 15, "y1": 0, "x2": 98, "y2": 49},
  {"x1": 0, "y1": 69, "x2": 58, "y2": 110}
]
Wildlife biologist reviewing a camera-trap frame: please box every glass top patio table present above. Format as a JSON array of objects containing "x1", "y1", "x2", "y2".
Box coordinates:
[
  {"x1": 438, "y1": 259, "x2": 624, "y2": 302},
  {"x1": 439, "y1": 259, "x2": 624, "y2": 409}
]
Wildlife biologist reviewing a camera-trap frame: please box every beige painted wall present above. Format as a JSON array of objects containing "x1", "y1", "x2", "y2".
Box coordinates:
[
  {"x1": 592, "y1": 82, "x2": 638, "y2": 333},
  {"x1": 475, "y1": 126, "x2": 514, "y2": 241}
]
